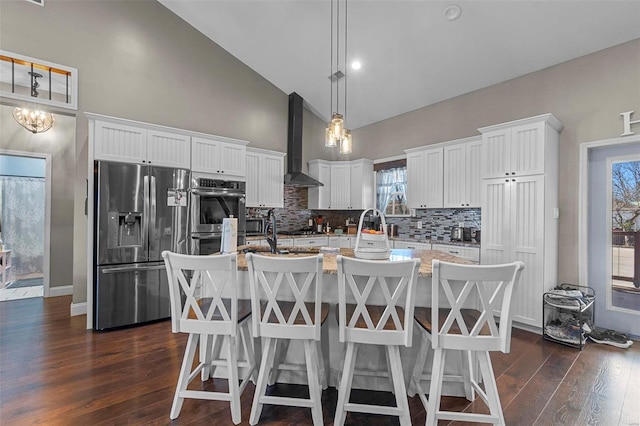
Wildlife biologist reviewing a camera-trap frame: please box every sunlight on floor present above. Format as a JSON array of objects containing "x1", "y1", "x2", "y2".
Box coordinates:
[{"x1": 0, "y1": 286, "x2": 43, "y2": 301}]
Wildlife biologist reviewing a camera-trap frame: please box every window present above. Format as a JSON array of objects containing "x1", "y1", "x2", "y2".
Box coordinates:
[
  {"x1": 376, "y1": 166, "x2": 410, "y2": 216},
  {"x1": 609, "y1": 157, "x2": 640, "y2": 313}
]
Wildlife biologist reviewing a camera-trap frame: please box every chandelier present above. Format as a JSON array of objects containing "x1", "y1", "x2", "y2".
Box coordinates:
[
  {"x1": 325, "y1": 0, "x2": 352, "y2": 154},
  {"x1": 12, "y1": 70, "x2": 54, "y2": 134},
  {"x1": 13, "y1": 107, "x2": 54, "y2": 134}
]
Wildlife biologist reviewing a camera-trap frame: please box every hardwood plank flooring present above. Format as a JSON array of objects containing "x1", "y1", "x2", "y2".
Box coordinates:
[{"x1": 1, "y1": 296, "x2": 638, "y2": 425}]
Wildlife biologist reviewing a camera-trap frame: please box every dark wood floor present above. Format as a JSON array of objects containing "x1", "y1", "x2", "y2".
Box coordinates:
[{"x1": 1, "y1": 296, "x2": 638, "y2": 425}]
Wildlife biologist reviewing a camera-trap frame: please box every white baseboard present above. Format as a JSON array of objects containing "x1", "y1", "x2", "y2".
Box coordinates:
[
  {"x1": 70, "y1": 302, "x2": 87, "y2": 317},
  {"x1": 47, "y1": 285, "x2": 73, "y2": 297},
  {"x1": 513, "y1": 322, "x2": 542, "y2": 335}
]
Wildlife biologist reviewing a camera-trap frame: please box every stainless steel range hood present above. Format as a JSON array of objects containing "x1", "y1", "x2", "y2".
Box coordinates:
[{"x1": 284, "y1": 92, "x2": 323, "y2": 187}]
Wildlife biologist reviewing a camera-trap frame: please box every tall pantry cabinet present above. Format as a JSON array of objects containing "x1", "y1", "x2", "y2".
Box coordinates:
[{"x1": 479, "y1": 114, "x2": 563, "y2": 329}]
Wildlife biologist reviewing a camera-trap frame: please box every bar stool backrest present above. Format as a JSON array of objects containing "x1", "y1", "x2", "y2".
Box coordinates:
[
  {"x1": 336, "y1": 255, "x2": 421, "y2": 347},
  {"x1": 246, "y1": 253, "x2": 324, "y2": 341},
  {"x1": 162, "y1": 251, "x2": 238, "y2": 337},
  {"x1": 431, "y1": 260, "x2": 525, "y2": 353}
]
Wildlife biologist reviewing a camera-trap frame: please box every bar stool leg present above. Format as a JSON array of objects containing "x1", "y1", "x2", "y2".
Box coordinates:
[
  {"x1": 171, "y1": 333, "x2": 199, "y2": 420},
  {"x1": 227, "y1": 335, "x2": 241, "y2": 424},
  {"x1": 334, "y1": 341, "x2": 359, "y2": 426},
  {"x1": 304, "y1": 339, "x2": 324, "y2": 426},
  {"x1": 250, "y1": 337, "x2": 277, "y2": 425},
  {"x1": 426, "y1": 348, "x2": 447, "y2": 426},
  {"x1": 387, "y1": 345, "x2": 411, "y2": 426}
]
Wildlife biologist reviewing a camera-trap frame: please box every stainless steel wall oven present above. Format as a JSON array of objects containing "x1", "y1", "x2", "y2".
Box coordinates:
[{"x1": 190, "y1": 175, "x2": 246, "y2": 255}]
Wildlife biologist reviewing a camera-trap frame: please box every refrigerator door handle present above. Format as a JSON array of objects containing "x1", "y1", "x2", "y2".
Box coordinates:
[
  {"x1": 143, "y1": 175, "x2": 150, "y2": 255},
  {"x1": 150, "y1": 175, "x2": 157, "y2": 252},
  {"x1": 101, "y1": 264, "x2": 166, "y2": 274}
]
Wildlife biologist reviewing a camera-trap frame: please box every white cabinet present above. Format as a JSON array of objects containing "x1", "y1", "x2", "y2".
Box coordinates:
[
  {"x1": 351, "y1": 238, "x2": 387, "y2": 249},
  {"x1": 246, "y1": 239, "x2": 264, "y2": 247},
  {"x1": 278, "y1": 238, "x2": 294, "y2": 247},
  {"x1": 443, "y1": 137, "x2": 482, "y2": 208},
  {"x1": 246, "y1": 148, "x2": 285, "y2": 208},
  {"x1": 479, "y1": 113, "x2": 562, "y2": 329},
  {"x1": 328, "y1": 236, "x2": 351, "y2": 248},
  {"x1": 393, "y1": 241, "x2": 431, "y2": 251},
  {"x1": 405, "y1": 146, "x2": 443, "y2": 209},
  {"x1": 308, "y1": 159, "x2": 374, "y2": 210},
  {"x1": 294, "y1": 236, "x2": 328, "y2": 247},
  {"x1": 330, "y1": 163, "x2": 351, "y2": 209},
  {"x1": 349, "y1": 160, "x2": 374, "y2": 210},
  {"x1": 94, "y1": 121, "x2": 190, "y2": 168},
  {"x1": 479, "y1": 114, "x2": 563, "y2": 179},
  {"x1": 432, "y1": 244, "x2": 480, "y2": 262},
  {"x1": 308, "y1": 160, "x2": 331, "y2": 209},
  {"x1": 191, "y1": 136, "x2": 248, "y2": 179}
]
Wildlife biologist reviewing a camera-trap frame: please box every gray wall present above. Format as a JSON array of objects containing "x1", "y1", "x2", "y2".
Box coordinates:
[
  {"x1": 1, "y1": 0, "x2": 638, "y2": 302},
  {"x1": 307, "y1": 38, "x2": 640, "y2": 285},
  {"x1": 0, "y1": 106, "x2": 76, "y2": 290},
  {"x1": 0, "y1": 0, "x2": 300, "y2": 304}
]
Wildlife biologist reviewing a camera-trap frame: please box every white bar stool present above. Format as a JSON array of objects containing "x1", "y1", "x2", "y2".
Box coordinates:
[
  {"x1": 245, "y1": 253, "x2": 329, "y2": 426},
  {"x1": 411, "y1": 260, "x2": 524, "y2": 426},
  {"x1": 162, "y1": 251, "x2": 256, "y2": 424},
  {"x1": 334, "y1": 255, "x2": 421, "y2": 426}
]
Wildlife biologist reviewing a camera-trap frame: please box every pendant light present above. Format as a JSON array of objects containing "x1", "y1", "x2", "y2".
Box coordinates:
[{"x1": 325, "y1": 0, "x2": 352, "y2": 154}]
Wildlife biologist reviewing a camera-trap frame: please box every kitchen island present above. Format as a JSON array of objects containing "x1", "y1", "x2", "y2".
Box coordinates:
[{"x1": 229, "y1": 247, "x2": 474, "y2": 396}]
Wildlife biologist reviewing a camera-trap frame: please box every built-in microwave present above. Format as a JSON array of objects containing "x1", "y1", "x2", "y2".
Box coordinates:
[{"x1": 246, "y1": 218, "x2": 264, "y2": 236}]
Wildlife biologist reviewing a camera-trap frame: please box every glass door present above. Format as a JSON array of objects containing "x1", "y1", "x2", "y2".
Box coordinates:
[
  {"x1": 587, "y1": 142, "x2": 640, "y2": 338},
  {"x1": 608, "y1": 157, "x2": 640, "y2": 313}
]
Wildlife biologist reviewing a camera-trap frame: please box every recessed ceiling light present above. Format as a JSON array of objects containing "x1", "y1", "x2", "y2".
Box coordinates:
[
  {"x1": 444, "y1": 4, "x2": 462, "y2": 21},
  {"x1": 351, "y1": 61, "x2": 362, "y2": 71}
]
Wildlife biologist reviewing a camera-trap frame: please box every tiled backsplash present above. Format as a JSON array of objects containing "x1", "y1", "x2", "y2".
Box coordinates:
[
  {"x1": 247, "y1": 187, "x2": 481, "y2": 241},
  {"x1": 385, "y1": 208, "x2": 481, "y2": 242}
]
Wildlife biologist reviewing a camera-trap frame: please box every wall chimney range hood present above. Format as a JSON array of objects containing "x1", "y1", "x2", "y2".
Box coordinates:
[{"x1": 284, "y1": 92, "x2": 323, "y2": 187}]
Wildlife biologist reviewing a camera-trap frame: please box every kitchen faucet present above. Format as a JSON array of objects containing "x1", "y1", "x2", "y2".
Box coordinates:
[{"x1": 264, "y1": 209, "x2": 277, "y2": 254}]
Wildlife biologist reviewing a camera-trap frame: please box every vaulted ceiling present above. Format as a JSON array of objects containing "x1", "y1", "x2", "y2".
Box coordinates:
[{"x1": 159, "y1": 0, "x2": 640, "y2": 129}]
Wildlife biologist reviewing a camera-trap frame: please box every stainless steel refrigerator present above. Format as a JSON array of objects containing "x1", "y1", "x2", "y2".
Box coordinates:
[{"x1": 93, "y1": 161, "x2": 190, "y2": 330}]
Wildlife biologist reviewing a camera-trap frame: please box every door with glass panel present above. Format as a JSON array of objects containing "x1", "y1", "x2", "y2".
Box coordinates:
[{"x1": 587, "y1": 144, "x2": 640, "y2": 337}]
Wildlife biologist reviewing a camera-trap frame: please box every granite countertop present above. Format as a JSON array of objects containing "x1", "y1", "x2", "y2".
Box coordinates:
[
  {"x1": 237, "y1": 246, "x2": 471, "y2": 277},
  {"x1": 246, "y1": 234, "x2": 480, "y2": 248}
]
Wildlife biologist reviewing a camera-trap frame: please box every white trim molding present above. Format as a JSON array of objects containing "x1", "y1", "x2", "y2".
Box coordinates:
[
  {"x1": 70, "y1": 302, "x2": 87, "y2": 317},
  {"x1": 0, "y1": 50, "x2": 78, "y2": 111},
  {"x1": 48, "y1": 285, "x2": 72, "y2": 297},
  {"x1": 578, "y1": 134, "x2": 640, "y2": 286}
]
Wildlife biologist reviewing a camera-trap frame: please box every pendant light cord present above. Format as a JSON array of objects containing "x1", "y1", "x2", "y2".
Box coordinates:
[
  {"x1": 330, "y1": 0, "x2": 334, "y2": 117},
  {"x1": 336, "y1": 0, "x2": 340, "y2": 116},
  {"x1": 344, "y1": 0, "x2": 348, "y2": 125}
]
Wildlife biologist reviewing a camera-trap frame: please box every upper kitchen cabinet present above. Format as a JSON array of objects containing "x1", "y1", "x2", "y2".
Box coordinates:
[
  {"x1": 349, "y1": 159, "x2": 374, "y2": 210},
  {"x1": 191, "y1": 136, "x2": 248, "y2": 179},
  {"x1": 93, "y1": 120, "x2": 190, "y2": 169},
  {"x1": 246, "y1": 148, "x2": 285, "y2": 208},
  {"x1": 479, "y1": 113, "x2": 563, "y2": 179},
  {"x1": 443, "y1": 137, "x2": 482, "y2": 208},
  {"x1": 308, "y1": 160, "x2": 331, "y2": 209},
  {"x1": 308, "y1": 159, "x2": 374, "y2": 210},
  {"x1": 405, "y1": 145, "x2": 443, "y2": 209}
]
